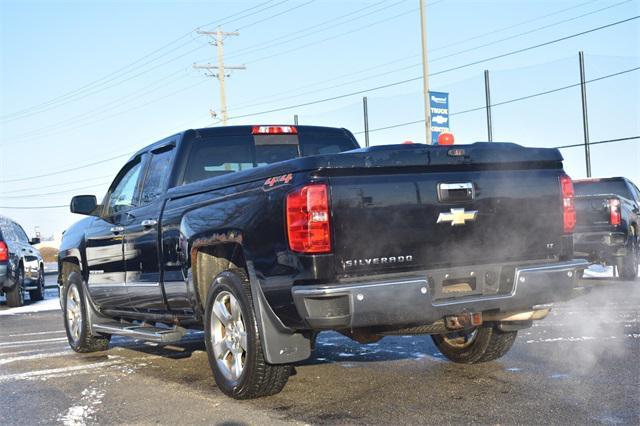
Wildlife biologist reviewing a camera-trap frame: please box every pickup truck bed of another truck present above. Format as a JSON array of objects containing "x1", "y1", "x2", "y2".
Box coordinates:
[
  {"x1": 573, "y1": 177, "x2": 640, "y2": 280},
  {"x1": 59, "y1": 125, "x2": 588, "y2": 399}
]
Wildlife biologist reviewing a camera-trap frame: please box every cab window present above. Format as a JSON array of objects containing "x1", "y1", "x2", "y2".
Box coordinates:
[
  {"x1": 183, "y1": 136, "x2": 253, "y2": 184},
  {"x1": 106, "y1": 159, "x2": 144, "y2": 215},
  {"x1": 140, "y1": 146, "x2": 175, "y2": 204}
]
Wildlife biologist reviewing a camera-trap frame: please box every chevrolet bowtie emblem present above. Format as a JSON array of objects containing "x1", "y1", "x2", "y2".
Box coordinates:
[{"x1": 437, "y1": 208, "x2": 478, "y2": 226}]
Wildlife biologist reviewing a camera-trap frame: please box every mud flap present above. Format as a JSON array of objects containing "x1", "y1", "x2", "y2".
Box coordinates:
[{"x1": 247, "y1": 262, "x2": 311, "y2": 364}]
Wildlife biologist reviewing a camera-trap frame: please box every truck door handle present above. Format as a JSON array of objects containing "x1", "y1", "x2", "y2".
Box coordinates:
[
  {"x1": 141, "y1": 219, "x2": 158, "y2": 229},
  {"x1": 110, "y1": 226, "x2": 125, "y2": 234}
]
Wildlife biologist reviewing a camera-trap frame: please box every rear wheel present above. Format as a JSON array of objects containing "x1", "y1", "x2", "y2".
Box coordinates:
[
  {"x1": 29, "y1": 266, "x2": 45, "y2": 301},
  {"x1": 617, "y1": 228, "x2": 638, "y2": 281},
  {"x1": 63, "y1": 272, "x2": 110, "y2": 353},
  {"x1": 204, "y1": 270, "x2": 291, "y2": 399},
  {"x1": 432, "y1": 325, "x2": 517, "y2": 364},
  {"x1": 6, "y1": 267, "x2": 25, "y2": 307}
]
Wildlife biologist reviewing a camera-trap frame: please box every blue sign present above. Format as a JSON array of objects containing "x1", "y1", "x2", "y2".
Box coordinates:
[{"x1": 429, "y1": 91, "x2": 449, "y2": 144}]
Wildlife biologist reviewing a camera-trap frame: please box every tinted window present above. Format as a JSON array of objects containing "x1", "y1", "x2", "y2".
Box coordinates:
[
  {"x1": 140, "y1": 147, "x2": 175, "y2": 204},
  {"x1": 182, "y1": 129, "x2": 358, "y2": 185},
  {"x1": 107, "y1": 160, "x2": 143, "y2": 215},
  {"x1": 574, "y1": 180, "x2": 632, "y2": 198},
  {"x1": 184, "y1": 136, "x2": 253, "y2": 184},
  {"x1": 0, "y1": 221, "x2": 16, "y2": 242}
]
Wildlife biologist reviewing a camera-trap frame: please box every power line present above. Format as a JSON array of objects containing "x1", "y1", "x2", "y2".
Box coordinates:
[
  {"x1": 0, "y1": 0, "x2": 285, "y2": 122},
  {"x1": 3, "y1": 15, "x2": 636, "y2": 183},
  {"x1": 234, "y1": 0, "x2": 316, "y2": 31},
  {"x1": 0, "y1": 113, "x2": 211, "y2": 184},
  {"x1": 0, "y1": 182, "x2": 111, "y2": 199},
  {"x1": 5, "y1": 69, "x2": 194, "y2": 142},
  {"x1": 0, "y1": 175, "x2": 112, "y2": 195},
  {"x1": 556, "y1": 135, "x2": 639, "y2": 149},
  {"x1": 2, "y1": 135, "x2": 637, "y2": 210},
  {"x1": 227, "y1": 0, "x2": 604, "y2": 110},
  {"x1": 225, "y1": 0, "x2": 630, "y2": 115},
  {"x1": 5, "y1": 79, "x2": 209, "y2": 146},
  {"x1": 224, "y1": 15, "x2": 639, "y2": 121},
  {"x1": 1, "y1": 152, "x2": 135, "y2": 184},
  {"x1": 224, "y1": 0, "x2": 411, "y2": 61},
  {"x1": 356, "y1": 65, "x2": 640, "y2": 134}
]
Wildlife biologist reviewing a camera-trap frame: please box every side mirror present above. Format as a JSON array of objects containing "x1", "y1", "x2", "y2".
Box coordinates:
[
  {"x1": 70, "y1": 195, "x2": 99, "y2": 216},
  {"x1": 30, "y1": 237, "x2": 41, "y2": 245}
]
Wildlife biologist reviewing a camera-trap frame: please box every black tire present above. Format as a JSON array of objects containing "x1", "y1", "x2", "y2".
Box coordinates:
[
  {"x1": 6, "y1": 267, "x2": 25, "y2": 307},
  {"x1": 63, "y1": 272, "x2": 110, "y2": 353},
  {"x1": 204, "y1": 269, "x2": 291, "y2": 399},
  {"x1": 29, "y1": 266, "x2": 45, "y2": 301},
  {"x1": 617, "y1": 228, "x2": 639, "y2": 281},
  {"x1": 432, "y1": 325, "x2": 517, "y2": 364}
]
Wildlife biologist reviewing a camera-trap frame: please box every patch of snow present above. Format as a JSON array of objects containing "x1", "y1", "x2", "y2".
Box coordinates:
[
  {"x1": 582, "y1": 264, "x2": 614, "y2": 278},
  {"x1": 0, "y1": 350, "x2": 72, "y2": 366},
  {"x1": 0, "y1": 360, "x2": 121, "y2": 383},
  {"x1": 58, "y1": 385, "x2": 105, "y2": 426},
  {"x1": 0, "y1": 297, "x2": 60, "y2": 316}
]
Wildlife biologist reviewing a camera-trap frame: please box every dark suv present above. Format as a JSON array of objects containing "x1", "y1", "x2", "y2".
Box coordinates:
[{"x1": 0, "y1": 215, "x2": 45, "y2": 307}]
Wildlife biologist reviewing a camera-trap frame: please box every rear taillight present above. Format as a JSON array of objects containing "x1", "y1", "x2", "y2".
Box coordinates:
[
  {"x1": 0, "y1": 241, "x2": 8, "y2": 262},
  {"x1": 560, "y1": 174, "x2": 576, "y2": 233},
  {"x1": 608, "y1": 198, "x2": 621, "y2": 226},
  {"x1": 286, "y1": 184, "x2": 331, "y2": 253}
]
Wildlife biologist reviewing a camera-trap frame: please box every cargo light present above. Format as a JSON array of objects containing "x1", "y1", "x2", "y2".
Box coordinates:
[
  {"x1": 252, "y1": 125, "x2": 297, "y2": 135},
  {"x1": 608, "y1": 198, "x2": 621, "y2": 226},
  {"x1": 286, "y1": 183, "x2": 331, "y2": 253},
  {"x1": 560, "y1": 174, "x2": 576, "y2": 233},
  {"x1": 0, "y1": 241, "x2": 8, "y2": 262}
]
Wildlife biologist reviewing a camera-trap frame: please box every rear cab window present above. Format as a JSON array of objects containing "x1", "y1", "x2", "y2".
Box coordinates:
[
  {"x1": 574, "y1": 180, "x2": 633, "y2": 199},
  {"x1": 182, "y1": 126, "x2": 358, "y2": 185}
]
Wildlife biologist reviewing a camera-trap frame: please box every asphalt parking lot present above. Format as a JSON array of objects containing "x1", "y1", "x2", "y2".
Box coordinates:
[{"x1": 1, "y1": 274, "x2": 638, "y2": 425}]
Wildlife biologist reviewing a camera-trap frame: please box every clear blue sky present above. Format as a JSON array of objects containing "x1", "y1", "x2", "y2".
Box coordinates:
[{"x1": 1, "y1": 0, "x2": 638, "y2": 237}]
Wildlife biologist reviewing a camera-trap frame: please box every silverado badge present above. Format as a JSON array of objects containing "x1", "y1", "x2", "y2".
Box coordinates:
[{"x1": 437, "y1": 208, "x2": 478, "y2": 226}]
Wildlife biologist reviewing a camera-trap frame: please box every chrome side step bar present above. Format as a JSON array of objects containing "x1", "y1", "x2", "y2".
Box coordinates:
[{"x1": 93, "y1": 322, "x2": 187, "y2": 344}]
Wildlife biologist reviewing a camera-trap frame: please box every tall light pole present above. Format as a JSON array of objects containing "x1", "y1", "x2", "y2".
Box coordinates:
[{"x1": 420, "y1": 0, "x2": 431, "y2": 144}]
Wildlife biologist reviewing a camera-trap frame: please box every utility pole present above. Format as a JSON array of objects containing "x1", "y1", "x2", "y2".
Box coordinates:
[
  {"x1": 193, "y1": 28, "x2": 245, "y2": 125},
  {"x1": 578, "y1": 51, "x2": 592, "y2": 177},
  {"x1": 484, "y1": 70, "x2": 493, "y2": 142},
  {"x1": 419, "y1": 0, "x2": 431, "y2": 144},
  {"x1": 363, "y1": 96, "x2": 370, "y2": 147}
]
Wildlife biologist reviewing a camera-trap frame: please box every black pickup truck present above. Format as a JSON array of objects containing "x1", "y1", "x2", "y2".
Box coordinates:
[
  {"x1": 573, "y1": 177, "x2": 640, "y2": 280},
  {"x1": 59, "y1": 125, "x2": 588, "y2": 399}
]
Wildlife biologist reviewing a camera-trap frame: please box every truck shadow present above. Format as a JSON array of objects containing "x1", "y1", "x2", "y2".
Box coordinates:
[{"x1": 106, "y1": 330, "x2": 441, "y2": 365}]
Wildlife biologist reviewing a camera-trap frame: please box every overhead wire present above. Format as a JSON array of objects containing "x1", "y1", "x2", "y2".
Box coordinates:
[
  {"x1": 0, "y1": 0, "x2": 286, "y2": 122},
  {"x1": 223, "y1": 15, "x2": 640, "y2": 121}
]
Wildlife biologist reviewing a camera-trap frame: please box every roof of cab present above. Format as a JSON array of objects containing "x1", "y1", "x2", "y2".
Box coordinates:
[{"x1": 129, "y1": 125, "x2": 352, "y2": 161}]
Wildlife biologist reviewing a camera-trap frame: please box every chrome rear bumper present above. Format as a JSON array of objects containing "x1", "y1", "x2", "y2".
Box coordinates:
[{"x1": 292, "y1": 260, "x2": 589, "y2": 329}]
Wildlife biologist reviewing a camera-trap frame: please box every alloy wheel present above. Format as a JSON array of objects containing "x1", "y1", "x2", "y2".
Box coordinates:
[
  {"x1": 66, "y1": 284, "x2": 83, "y2": 343},
  {"x1": 210, "y1": 291, "x2": 248, "y2": 381}
]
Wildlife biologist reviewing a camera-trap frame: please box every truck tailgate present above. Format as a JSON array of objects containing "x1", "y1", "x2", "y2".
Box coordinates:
[
  {"x1": 329, "y1": 164, "x2": 566, "y2": 275},
  {"x1": 574, "y1": 195, "x2": 616, "y2": 231}
]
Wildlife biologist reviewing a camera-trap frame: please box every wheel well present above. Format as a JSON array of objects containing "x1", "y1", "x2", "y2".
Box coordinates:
[
  {"x1": 60, "y1": 259, "x2": 81, "y2": 288},
  {"x1": 192, "y1": 243, "x2": 246, "y2": 310}
]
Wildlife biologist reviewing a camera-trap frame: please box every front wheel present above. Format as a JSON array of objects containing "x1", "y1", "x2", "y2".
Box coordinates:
[
  {"x1": 204, "y1": 270, "x2": 291, "y2": 399},
  {"x1": 6, "y1": 267, "x2": 24, "y2": 307},
  {"x1": 63, "y1": 272, "x2": 110, "y2": 353},
  {"x1": 432, "y1": 325, "x2": 517, "y2": 364},
  {"x1": 617, "y1": 228, "x2": 639, "y2": 281}
]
